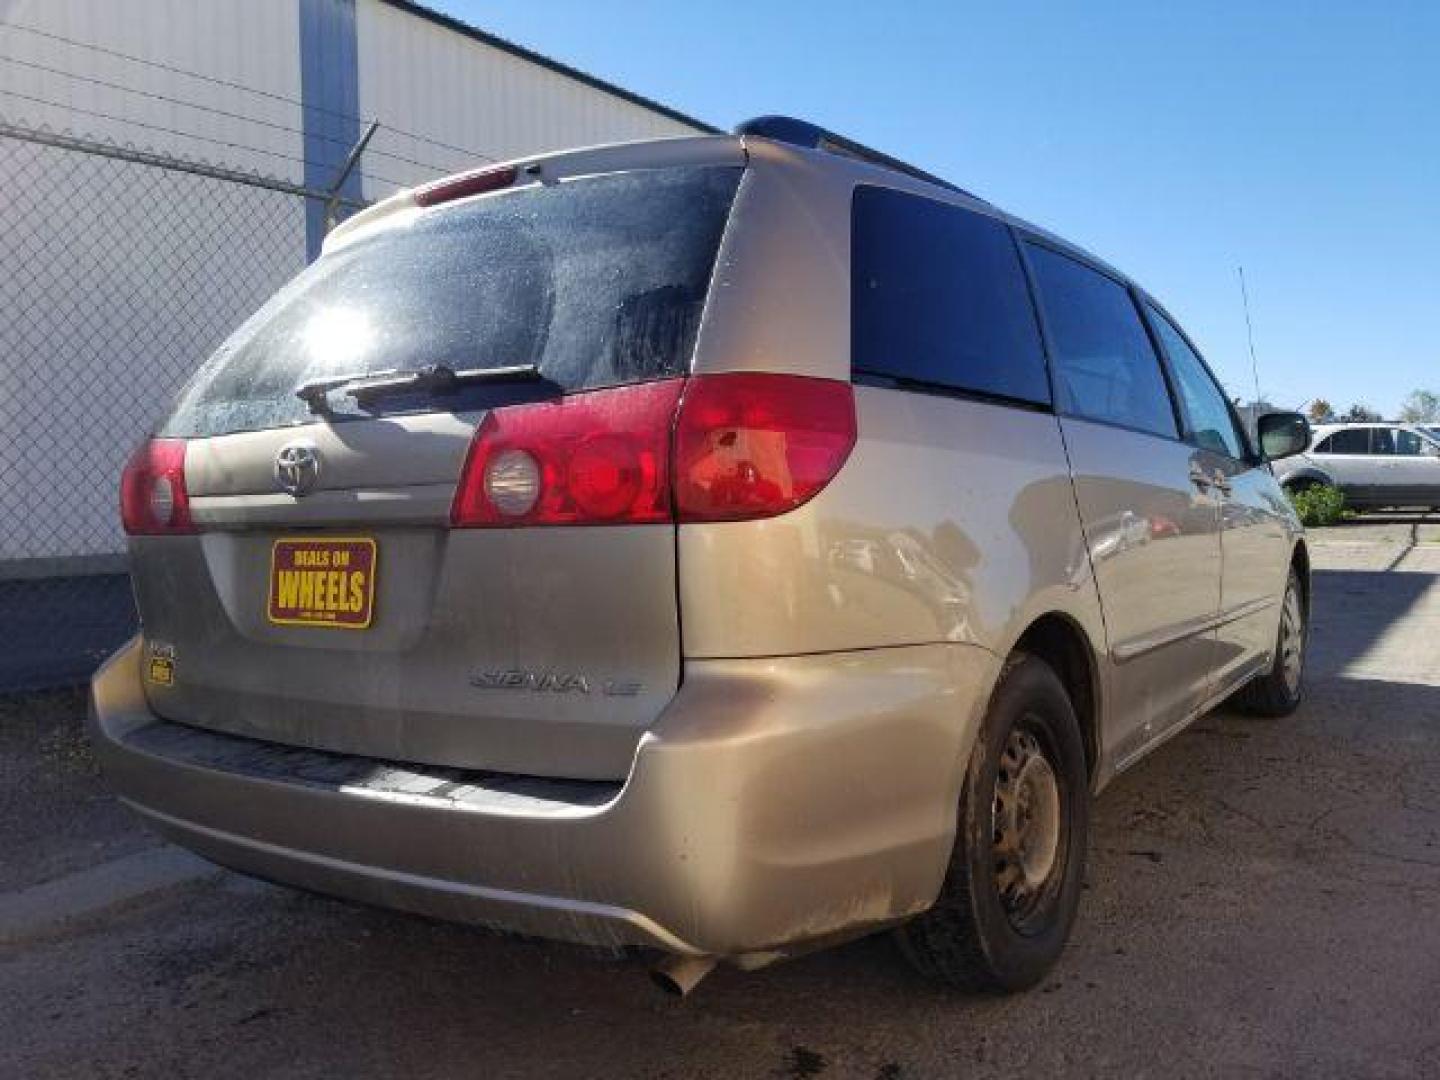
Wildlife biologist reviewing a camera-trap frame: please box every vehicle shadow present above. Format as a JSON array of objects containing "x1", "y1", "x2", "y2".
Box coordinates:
[{"x1": 1310, "y1": 566, "x2": 1433, "y2": 662}]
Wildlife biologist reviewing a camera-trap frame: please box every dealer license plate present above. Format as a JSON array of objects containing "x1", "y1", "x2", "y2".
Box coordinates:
[{"x1": 267, "y1": 537, "x2": 377, "y2": 629}]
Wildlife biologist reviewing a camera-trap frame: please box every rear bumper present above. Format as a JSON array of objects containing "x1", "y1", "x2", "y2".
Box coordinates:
[{"x1": 90, "y1": 637, "x2": 997, "y2": 960}]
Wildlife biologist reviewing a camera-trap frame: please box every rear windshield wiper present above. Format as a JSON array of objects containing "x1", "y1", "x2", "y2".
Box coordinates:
[{"x1": 295, "y1": 363, "x2": 542, "y2": 414}]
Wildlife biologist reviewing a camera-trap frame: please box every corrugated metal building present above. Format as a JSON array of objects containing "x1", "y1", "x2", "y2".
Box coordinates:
[{"x1": 0, "y1": 0, "x2": 711, "y2": 572}]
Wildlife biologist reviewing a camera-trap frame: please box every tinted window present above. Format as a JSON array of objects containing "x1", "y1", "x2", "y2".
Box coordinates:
[
  {"x1": 1146, "y1": 305, "x2": 1245, "y2": 458},
  {"x1": 1395, "y1": 430, "x2": 1428, "y2": 456},
  {"x1": 851, "y1": 186, "x2": 1049, "y2": 405},
  {"x1": 162, "y1": 167, "x2": 742, "y2": 437},
  {"x1": 1372, "y1": 428, "x2": 1395, "y2": 455},
  {"x1": 1316, "y1": 429, "x2": 1369, "y2": 454},
  {"x1": 1025, "y1": 245, "x2": 1176, "y2": 438}
]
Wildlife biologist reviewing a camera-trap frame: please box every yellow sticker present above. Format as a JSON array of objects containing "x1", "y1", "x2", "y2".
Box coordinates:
[{"x1": 147, "y1": 656, "x2": 175, "y2": 686}]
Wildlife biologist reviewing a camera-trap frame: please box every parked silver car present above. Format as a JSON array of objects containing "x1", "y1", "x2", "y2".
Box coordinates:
[
  {"x1": 1272, "y1": 422, "x2": 1440, "y2": 509},
  {"x1": 91, "y1": 116, "x2": 1312, "y2": 995}
]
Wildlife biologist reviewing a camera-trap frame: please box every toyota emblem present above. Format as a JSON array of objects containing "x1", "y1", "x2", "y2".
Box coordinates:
[{"x1": 274, "y1": 440, "x2": 321, "y2": 497}]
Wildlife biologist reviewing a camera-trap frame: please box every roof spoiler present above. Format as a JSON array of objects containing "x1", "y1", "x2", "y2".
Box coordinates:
[{"x1": 734, "y1": 115, "x2": 984, "y2": 202}]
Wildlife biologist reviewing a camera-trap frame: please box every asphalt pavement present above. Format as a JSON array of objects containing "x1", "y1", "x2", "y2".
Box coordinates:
[{"x1": 2, "y1": 519, "x2": 1439, "y2": 1079}]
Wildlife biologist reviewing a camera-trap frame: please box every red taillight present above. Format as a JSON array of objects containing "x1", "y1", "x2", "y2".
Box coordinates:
[
  {"x1": 451, "y1": 380, "x2": 685, "y2": 527},
  {"x1": 674, "y1": 373, "x2": 856, "y2": 522},
  {"x1": 414, "y1": 165, "x2": 518, "y2": 208},
  {"x1": 450, "y1": 373, "x2": 856, "y2": 528},
  {"x1": 120, "y1": 438, "x2": 196, "y2": 535}
]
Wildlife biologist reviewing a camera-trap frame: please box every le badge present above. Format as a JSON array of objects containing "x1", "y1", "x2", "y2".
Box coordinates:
[{"x1": 146, "y1": 642, "x2": 177, "y2": 687}]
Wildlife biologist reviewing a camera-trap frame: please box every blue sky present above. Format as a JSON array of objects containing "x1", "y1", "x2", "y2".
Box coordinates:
[{"x1": 442, "y1": 0, "x2": 1438, "y2": 417}]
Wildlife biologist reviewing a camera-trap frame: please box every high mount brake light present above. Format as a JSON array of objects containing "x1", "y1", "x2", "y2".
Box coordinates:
[
  {"x1": 120, "y1": 438, "x2": 196, "y2": 535},
  {"x1": 450, "y1": 374, "x2": 857, "y2": 528},
  {"x1": 413, "y1": 165, "x2": 518, "y2": 208}
]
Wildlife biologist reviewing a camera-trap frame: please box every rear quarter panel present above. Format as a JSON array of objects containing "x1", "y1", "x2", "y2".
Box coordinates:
[
  {"x1": 679, "y1": 389, "x2": 1104, "y2": 665},
  {"x1": 683, "y1": 142, "x2": 1105, "y2": 672}
]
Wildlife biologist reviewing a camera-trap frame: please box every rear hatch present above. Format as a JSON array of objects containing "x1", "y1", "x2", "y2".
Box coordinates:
[{"x1": 126, "y1": 157, "x2": 743, "y2": 781}]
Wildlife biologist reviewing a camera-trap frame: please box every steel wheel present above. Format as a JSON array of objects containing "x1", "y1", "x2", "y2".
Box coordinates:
[
  {"x1": 1234, "y1": 565, "x2": 1307, "y2": 717},
  {"x1": 992, "y1": 724, "x2": 1061, "y2": 926},
  {"x1": 896, "y1": 654, "x2": 1089, "y2": 991},
  {"x1": 1279, "y1": 577, "x2": 1305, "y2": 696}
]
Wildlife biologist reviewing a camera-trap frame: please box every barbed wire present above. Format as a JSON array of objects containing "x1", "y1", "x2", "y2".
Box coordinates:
[
  {"x1": 1, "y1": 22, "x2": 498, "y2": 164},
  {"x1": 0, "y1": 119, "x2": 369, "y2": 208},
  {"x1": 0, "y1": 86, "x2": 411, "y2": 192},
  {"x1": 0, "y1": 52, "x2": 465, "y2": 177}
]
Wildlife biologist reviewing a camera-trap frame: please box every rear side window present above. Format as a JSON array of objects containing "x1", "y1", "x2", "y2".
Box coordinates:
[
  {"x1": 1025, "y1": 244, "x2": 1177, "y2": 439},
  {"x1": 851, "y1": 186, "x2": 1049, "y2": 406},
  {"x1": 1316, "y1": 429, "x2": 1369, "y2": 454},
  {"x1": 161, "y1": 166, "x2": 742, "y2": 438}
]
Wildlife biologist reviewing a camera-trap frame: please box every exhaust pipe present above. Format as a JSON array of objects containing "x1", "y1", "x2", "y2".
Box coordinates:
[{"x1": 650, "y1": 954, "x2": 717, "y2": 997}]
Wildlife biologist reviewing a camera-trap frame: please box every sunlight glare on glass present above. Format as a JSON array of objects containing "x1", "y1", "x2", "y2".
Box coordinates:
[{"x1": 302, "y1": 307, "x2": 374, "y2": 369}]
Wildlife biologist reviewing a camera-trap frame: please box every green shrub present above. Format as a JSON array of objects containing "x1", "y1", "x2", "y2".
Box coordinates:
[{"x1": 1288, "y1": 484, "x2": 1346, "y2": 527}]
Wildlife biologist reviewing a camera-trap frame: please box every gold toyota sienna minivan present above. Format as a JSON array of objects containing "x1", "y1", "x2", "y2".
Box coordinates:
[{"x1": 91, "y1": 117, "x2": 1313, "y2": 995}]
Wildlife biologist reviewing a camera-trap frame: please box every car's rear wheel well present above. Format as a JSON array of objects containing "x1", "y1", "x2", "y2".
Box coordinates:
[
  {"x1": 1012, "y1": 615, "x2": 1099, "y2": 784},
  {"x1": 1281, "y1": 472, "x2": 1332, "y2": 497}
]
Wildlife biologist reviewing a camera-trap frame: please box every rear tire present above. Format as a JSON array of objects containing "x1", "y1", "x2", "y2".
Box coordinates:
[
  {"x1": 1235, "y1": 568, "x2": 1306, "y2": 717},
  {"x1": 896, "y1": 654, "x2": 1089, "y2": 992}
]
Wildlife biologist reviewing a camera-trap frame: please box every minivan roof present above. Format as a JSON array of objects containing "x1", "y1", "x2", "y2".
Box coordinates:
[
  {"x1": 734, "y1": 116, "x2": 986, "y2": 201},
  {"x1": 727, "y1": 116, "x2": 1135, "y2": 288},
  {"x1": 326, "y1": 115, "x2": 1135, "y2": 292}
]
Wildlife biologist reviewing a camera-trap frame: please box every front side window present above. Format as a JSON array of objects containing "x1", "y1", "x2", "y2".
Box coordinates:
[
  {"x1": 1371, "y1": 428, "x2": 1396, "y2": 455},
  {"x1": 1316, "y1": 429, "x2": 1369, "y2": 454},
  {"x1": 1145, "y1": 305, "x2": 1246, "y2": 459},
  {"x1": 851, "y1": 186, "x2": 1050, "y2": 406},
  {"x1": 1025, "y1": 244, "x2": 1176, "y2": 438}
]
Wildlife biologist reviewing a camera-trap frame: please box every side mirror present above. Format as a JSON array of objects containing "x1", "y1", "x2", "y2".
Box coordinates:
[{"x1": 1257, "y1": 412, "x2": 1310, "y2": 461}]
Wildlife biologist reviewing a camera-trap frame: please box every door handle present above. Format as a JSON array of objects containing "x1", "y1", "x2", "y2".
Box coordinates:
[{"x1": 1190, "y1": 464, "x2": 1233, "y2": 496}]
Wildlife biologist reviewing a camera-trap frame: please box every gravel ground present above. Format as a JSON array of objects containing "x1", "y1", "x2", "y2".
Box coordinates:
[{"x1": 2, "y1": 523, "x2": 1439, "y2": 1079}]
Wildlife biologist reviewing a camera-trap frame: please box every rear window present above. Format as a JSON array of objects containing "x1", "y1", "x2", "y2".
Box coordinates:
[
  {"x1": 160, "y1": 166, "x2": 742, "y2": 438},
  {"x1": 850, "y1": 186, "x2": 1049, "y2": 407}
]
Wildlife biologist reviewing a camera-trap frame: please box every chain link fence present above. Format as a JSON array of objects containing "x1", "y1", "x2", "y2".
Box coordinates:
[{"x1": 0, "y1": 122, "x2": 370, "y2": 692}]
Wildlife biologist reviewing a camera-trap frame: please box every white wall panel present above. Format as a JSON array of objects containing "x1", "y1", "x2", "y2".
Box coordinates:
[
  {"x1": 0, "y1": 0, "x2": 304, "y2": 180},
  {"x1": 356, "y1": 0, "x2": 704, "y2": 196}
]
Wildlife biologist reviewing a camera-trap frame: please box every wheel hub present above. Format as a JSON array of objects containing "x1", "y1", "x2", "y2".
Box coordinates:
[{"x1": 993, "y1": 727, "x2": 1061, "y2": 916}]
